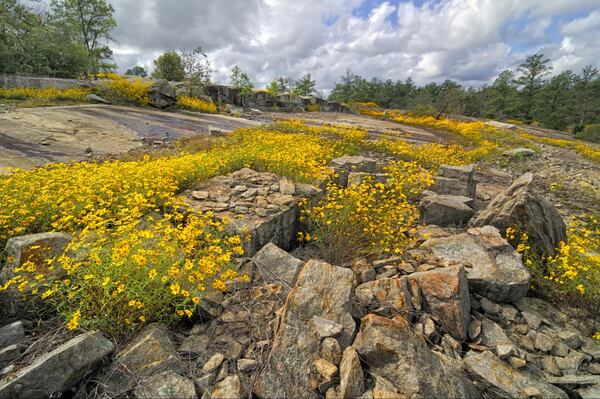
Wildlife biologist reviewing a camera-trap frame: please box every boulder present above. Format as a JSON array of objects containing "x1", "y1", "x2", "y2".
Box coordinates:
[
  {"x1": 419, "y1": 194, "x2": 475, "y2": 226},
  {"x1": 354, "y1": 278, "x2": 412, "y2": 318},
  {"x1": 148, "y1": 80, "x2": 176, "y2": 108},
  {"x1": 134, "y1": 371, "x2": 197, "y2": 399},
  {"x1": 251, "y1": 243, "x2": 304, "y2": 286},
  {"x1": 464, "y1": 351, "x2": 568, "y2": 399},
  {"x1": 100, "y1": 324, "x2": 181, "y2": 396},
  {"x1": 1, "y1": 232, "x2": 72, "y2": 284},
  {"x1": 473, "y1": 173, "x2": 567, "y2": 255},
  {"x1": 339, "y1": 347, "x2": 363, "y2": 398},
  {"x1": 432, "y1": 164, "x2": 476, "y2": 199},
  {"x1": 254, "y1": 260, "x2": 355, "y2": 398},
  {"x1": 0, "y1": 331, "x2": 114, "y2": 399},
  {"x1": 403, "y1": 266, "x2": 471, "y2": 341},
  {"x1": 0, "y1": 321, "x2": 25, "y2": 349},
  {"x1": 421, "y1": 226, "x2": 530, "y2": 302},
  {"x1": 330, "y1": 156, "x2": 377, "y2": 186},
  {"x1": 353, "y1": 314, "x2": 480, "y2": 398},
  {"x1": 212, "y1": 375, "x2": 242, "y2": 398}
]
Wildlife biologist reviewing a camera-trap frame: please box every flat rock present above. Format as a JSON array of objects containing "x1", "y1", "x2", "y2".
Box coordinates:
[
  {"x1": 354, "y1": 278, "x2": 412, "y2": 318},
  {"x1": 251, "y1": 242, "x2": 304, "y2": 286},
  {"x1": 473, "y1": 173, "x2": 566, "y2": 256},
  {"x1": 353, "y1": 314, "x2": 480, "y2": 398},
  {"x1": 433, "y1": 164, "x2": 476, "y2": 198},
  {"x1": 134, "y1": 371, "x2": 197, "y2": 399},
  {"x1": 419, "y1": 194, "x2": 475, "y2": 226},
  {"x1": 464, "y1": 351, "x2": 568, "y2": 399},
  {"x1": 402, "y1": 265, "x2": 471, "y2": 340},
  {"x1": 503, "y1": 148, "x2": 536, "y2": 157},
  {"x1": 254, "y1": 260, "x2": 355, "y2": 398},
  {"x1": 421, "y1": 226, "x2": 530, "y2": 302},
  {"x1": 0, "y1": 321, "x2": 25, "y2": 349},
  {"x1": 0, "y1": 331, "x2": 114, "y2": 399}
]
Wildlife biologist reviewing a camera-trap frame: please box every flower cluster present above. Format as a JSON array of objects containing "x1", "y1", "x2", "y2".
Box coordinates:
[
  {"x1": 177, "y1": 96, "x2": 217, "y2": 113},
  {"x1": 96, "y1": 73, "x2": 151, "y2": 106},
  {"x1": 519, "y1": 132, "x2": 600, "y2": 164},
  {"x1": 0, "y1": 87, "x2": 92, "y2": 102}
]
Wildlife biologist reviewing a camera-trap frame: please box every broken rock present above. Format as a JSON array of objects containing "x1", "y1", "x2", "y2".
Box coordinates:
[
  {"x1": 251, "y1": 242, "x2": 304, "y2": 286},
  {"x1": 134, "y1": 371, "x2": 197, "y2": 399},
  {"x1": 419, "y1": 194, "x2": 475, "y2": 226}
]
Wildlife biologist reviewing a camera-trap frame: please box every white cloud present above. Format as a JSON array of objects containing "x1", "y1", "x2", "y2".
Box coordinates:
[{"x1": 107, "y1": 0, "x2": 600, "y2": 91}]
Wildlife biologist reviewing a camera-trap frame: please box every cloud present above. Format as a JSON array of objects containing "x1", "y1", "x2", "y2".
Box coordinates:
[{"x1": 107, "y1": 0, "x2": 600, "y2": 91}]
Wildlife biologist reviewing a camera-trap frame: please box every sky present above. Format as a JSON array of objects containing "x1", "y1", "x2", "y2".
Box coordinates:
[{"x1": 106, "y1": 0, "x2": 600, "y2": 92}]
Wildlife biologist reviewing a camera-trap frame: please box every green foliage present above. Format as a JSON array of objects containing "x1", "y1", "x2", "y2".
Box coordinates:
[
  {"x1": 152, "y1": 51, "x2": 185, "y2": 81},
  {"x1": 293, "y1": 73, "x2": 316, "y2": 96},
  {"x1": 266, "y1": 76, "x2": 289, "y2": 96},
  {"x1": 576, "y1": 124, "x2": 600, "y2": 144},
  {"x1": 230, "y1": 65, "x2": 254, "y2": 95},
  {"x1": 125, "y1": 66, "x2": 148, "y2": 77},
  {"x1": 50, "y1": 0, "x2": 116, "y2": 76},
  {"x1": 180, "y1": 47, "x2": 212, "y2": 96},
  {"x1": 515, "y1": 53, "x2": 552, "y2": 123}
]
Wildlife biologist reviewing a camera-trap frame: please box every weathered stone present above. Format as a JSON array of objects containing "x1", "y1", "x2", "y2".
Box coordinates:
[
  {"x1": 421, "y1": 226, "x2": 530, "y2": 302},
  {"x1": 321, "y1": 338, "x2": 342, "y2": 365},
  {"x1": 555, "y1": 350, "x2": 591, "y2": 375},
  {"x1": 196, "y1": 290, "x2": 224, "y2": 320},
  {"x1": 191, "y1": 190, "x2": 209, "y2": 200},
  {"x1": 251, "y1": 243, "x2": 304, "y2": 286},
  {"x1": 101, "y1": 324, "x2": 181, "y2": 396},
  {"x1": 547, "y1": 375, "x2": 600, "y2": 399},
  {"x1": 0, "y1": 321, "x2": 25, "y2": 349},
  {"x1": 542, "y1": 356, "x2": 563, "y2": 377},
  {"x1": 473, "y1": 173, "x2": 567, "y2": 256},
  {"x1": 202, "y1": 353, "x2": 225, "y2": 373},
  {"x1": 508, "y1": 356, "x2": 527, "y2": 369},
  {"x1": 402, "y1": 265, "x2": 471, "y2": 340},
  {"x1": 148, "y1": 80, "x2": 176, "y2": 108},
  {"x1": 354, "y1": 277, "x2": 411, "y2": 318},
  {"x1": 468, "y1": 320, "x2": 482, "y2": 340},
  {"x1": 480, "y1": 297, "x2": 502, "y2": 315},
  {"x1": 0, "y1": 345, "x2": 21, "y2": 369},
  {"x1": 237, "y1": 358, "x2": 258, "y2": 372},
  {"x1": 314, "y1": 358, "x2": 338, "y2": 380},
  {"x1": 279, "y1": 178, "x2": 296, "y2": 195},
  {"x1": 178, "y1": 334, "x2": 209, "y2": 357},
  {"x1": 0, "y1": 331, "x2": 114, "y2": 399},
  {"x1": 535, "y1": 332, "x2": 555, "y2": 353},
  {"x1": 211, "y1": 375, "x2": 241, "y2": 399},
  {"x1": 463, "y1": 351, "x2": 568, "y2": 399},
  {"x1": 496, "y1": 344, "x2": 515, "y2": 359},
  {"x1": 331, "y1": 156, "x2": 377, "y2": 186},
  {"x1": 558, "y1": 330, "x2": 583, "y2": 349},
  {"x1": 134, "y1": 371, "x2": 197, "y2": 399},
  {"x1": 339, "y1": 347, "x2": 363, "y2": 398},
  {"x1": 503, "y1": 148, "x2": 536, "y2": 157},
  {"x1": 1, "y1": 232, "x2": 72, "y2": 284},
  {"x1": 254, "y1": 260, "x2": 355, "y2": 398},
  {"x1": 478, "y1": 318, "x2": 516, "y2": 356},
  {"x1": 419, "y1": 195, "x2": 475, "y2": 226},
  {"x1": 433, "y1": 164, "x2": 476, "y2": 198},
  {"x1": 311, "y1": 316, "x2": 344, "y2": 339},
  {"x1": 347, "y1": 172, "x2": 388, "y2": 186},
  {"x1": 353, "y1": 314, "x2": 480, "y2": 398}
]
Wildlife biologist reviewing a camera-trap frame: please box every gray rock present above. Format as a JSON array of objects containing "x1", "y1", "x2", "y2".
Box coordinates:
[
  {"x1": 535, "y1": 332, "x2": 555, "y2": 352},
  {"x1": 87, "y1": 93, "x2": 111, "y2": 104},
  {"x1": 1, "y1": 232, "x2": 72, "y2": 284},
  {"x1": 478, "y1": 318, "x2": 516, "y2": 355},
  {"x1": 178, "y1": 334, "x2": 209, "y2": 357},
  {"x1": 254, "y1": 260, "x2": 355, "y2": 398},
  {"x1": 547, "y1": 375, "x2": 600, "y2": 399},
  {"x1": 347, "y1": 172, "x2": 388, "y2": 186},
  {"x1": 419, "y1": 195, "x2": 475, "y2": 226},
  {"x1": 463, "y1": 351, "x2": 568, "y2": 399},
  {"x1": 194, "y1": 374, "x2": 214, "y2": 394},
  {"x1": 339, "y1": 347, "x2": 363, "y2": 398},
  {"x1": 555, "y1": 350, "x2": 591, "y2": 375},
  {"x1": 353, "y1": 314, "x2": 480, "y2": 398},
  {"x1": 251, "y1": 243, "x2": 304, "y2": 286},
  {"x1": 237, "y1": 358, "x2": 258, "y2": 372},
  {"x1": 321, "y1": 338, "x2": 341, "y2": 365},
  {"x1": 473, "y1": 173, "x2": 567, "y2": 256},
  {"x1": 354, "y1": 277, "x2": 412, "y2": 318},
  {"x1": 100, "y1": 324, "x2": 181, "y2": 396},
  {"x1": 202, "y1": 353, "x2": 225, "y2": 373},
  {"x1": 0, "y1": 345, "x2": 21, "y2": 369},
  {"x1": 433, "y1": 164, "x2": 476, "y2": 198},
  {"x1": 421, "y1": 226, "x2": 530, "y2": 302},
  {"x1": 212, "y1": 375, "x2": 241, "y2": 398},
  {"x1": 0, "y1": 331, "x2": 114, "y2": 399},
  {"x1": 134, "y1": 371, "x2": 197, "y2": 399},
  {"x1": 503, "y1": 148, "x2": 536, "y2": 157},
  {"x1": 402, "y1": 265, "x2": 471, "y2": 340},
  {"x1": 310, "y1": 316, "x2": 344, "y2": 339},
  {"x1": 558, "y1": 330, "x2": 582, "y2": 349},
  {"x1": 149, "y1": 80, "x2": 176, "y2": 108},
  {"x1": 0, "y1": 321, "x2": 25, "y2": 349},
  {"x1": 542, "y1": 356, "x2": 563, "y2": 377},
  {"x1": 330, "y1": 156, "x2": 377, "y2": 186}
]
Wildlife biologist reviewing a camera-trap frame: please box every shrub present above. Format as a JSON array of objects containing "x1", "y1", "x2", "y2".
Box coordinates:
[
  {"x1": 96, "y1": 73, "x2": 151, "y2": 106},
  {"x1": 575, "y1": 124, "x2": 600, "y2": 144},
  {"x1": 0, "y1": 87, "x2": 92, "y2": 102},
  {"x1": 300, "y1": 161, "x2": 432, "y2": 264},
  {"x1": 177, "y1": 95, "x2": 217, "y2": 113}
]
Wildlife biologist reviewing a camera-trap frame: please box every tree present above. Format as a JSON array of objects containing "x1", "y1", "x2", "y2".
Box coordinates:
[
  {"x1": 515, "y1": 53, "x2": 552, "y2": 122},
  {"x1": 152, "y1": 51, "x2": 185, "y2": 81},
  {"x1": 125, "y1": 66, "x2": 147, "y2": 77},
  {"x1": 434, "y1": 80, "x2": 462, "y2": 119},
  {"x1": 293, "y1": 73, "x2": 316, "y2": 96},
  {"x1": 51, "y1": 0, "x2": 116, "y2": 76},
  {"x1": 538, "y1": 71, "x2": 575, "y2": 130},
  {"x1": 230, "y1": 65, "x2": 254, "y2": 95},
  {"x1": 266, "y1": 76, "x2": 289, "y2": 96},
  {"x1": 573, "y1": 65, "x2": 599, "y2": 130},
  {"x1": 487, "y1": 70, "x2": 518, "y2": 119},
  {"x1": 329, "y1": 69, "x2": 356, "y2": 103}
]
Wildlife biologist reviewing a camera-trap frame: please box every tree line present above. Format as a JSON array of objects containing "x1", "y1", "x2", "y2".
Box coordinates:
[
  {"x1": 329, "y1": 54, "x2": 600, "y2": 132},
  {"x1": 1, "y1": 0, "x2": 116, "y2": 78}
]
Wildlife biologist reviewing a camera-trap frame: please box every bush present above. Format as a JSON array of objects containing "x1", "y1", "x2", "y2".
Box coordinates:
[
  {"x1": 575, "y1": 124, "x2": 600, "y2": 144},
  {"x1": 177, "y1": 96, "x2": 217, "y2": 113},
  {"x1": 0, "y1": 87, "x2": 91, "y2": 102},
  {"x1": 96, "y1": 73, "x2": 151, "y2": 106},
  {"x1": 300, "y1": 161, "x2": 432, "y2": 264}
]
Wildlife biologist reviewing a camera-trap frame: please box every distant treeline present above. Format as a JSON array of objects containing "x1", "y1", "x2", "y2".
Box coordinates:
[{"x1": 329, "y1": 54, "x2": 600, "y2": 133}]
